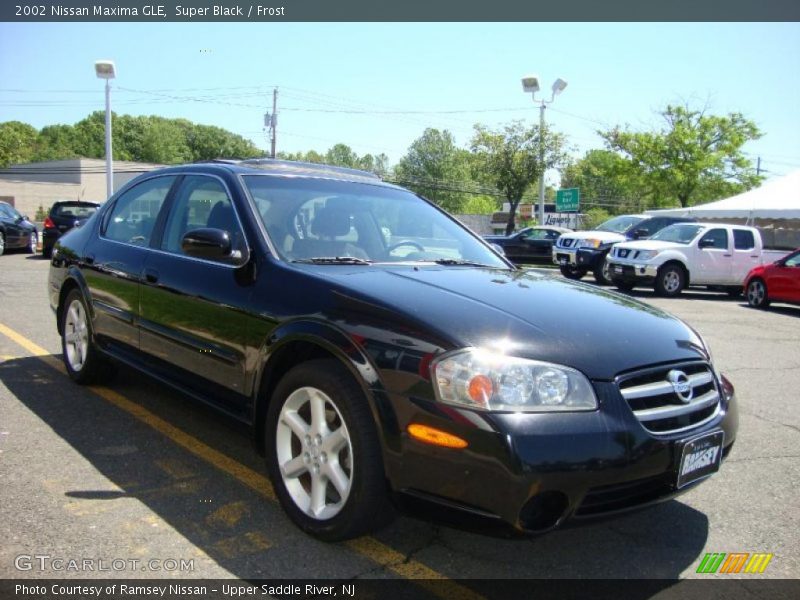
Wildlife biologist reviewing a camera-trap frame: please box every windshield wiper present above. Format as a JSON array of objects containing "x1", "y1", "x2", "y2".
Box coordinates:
[
  {"x1": 292, "y1": 256, "x2": 373, "y2": 265},
  {"x1": 433, "y1": 258, "x2": 494, "y2": 267}
]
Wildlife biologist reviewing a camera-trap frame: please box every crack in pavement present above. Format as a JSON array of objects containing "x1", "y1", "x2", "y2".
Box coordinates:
[{"x1": 740, "y1": 411, "x2": 800, "y2": 435}]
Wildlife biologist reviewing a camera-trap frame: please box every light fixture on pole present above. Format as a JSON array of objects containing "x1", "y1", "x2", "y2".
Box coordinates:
[
  {"x1": 521, "y1": 74, "x2": 567, "y2": 226},
  {"x1": 95, "y1": 60, "x2": 116, "y2": 200}
]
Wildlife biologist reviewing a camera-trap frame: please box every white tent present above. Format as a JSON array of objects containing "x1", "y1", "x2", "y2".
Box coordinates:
[{"x1": 646, "y1": 169, "x2": 800, "y2": 221}]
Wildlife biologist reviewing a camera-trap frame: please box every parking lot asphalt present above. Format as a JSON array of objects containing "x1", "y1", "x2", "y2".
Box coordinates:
[{"x1": 0, "y1": 252, "x2": 798, "y2": 584}]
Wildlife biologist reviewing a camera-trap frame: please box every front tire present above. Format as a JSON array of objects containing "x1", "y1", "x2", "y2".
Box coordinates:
[
  {"x1": 266, "y1": 359, "x2": 393, "y2": 541},
  {"x1": 746, "y1": 278, "x2": 770, "y2": 309},
  {"x1": 613, "y1": 279, "x2": 635, "y2": 292},
  {"x1": 655, "y1": 263, "x2": 686, "y2": 297},
  {"x1": 0, "y1": 231, "x2": 5, "y2": 256},
  {"x1": 560, "y1": 265, "x2": 587, "y2": 280},
  {"x1": 593, "y1": 255, "x2": 612, "y2": 285},
  {"x1": 61, "y1": 290, "x2": 108, "y2": 383}
]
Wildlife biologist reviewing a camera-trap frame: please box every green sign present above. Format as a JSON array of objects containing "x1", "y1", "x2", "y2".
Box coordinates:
[{"x1": 556, "y1": 188, "x2": 580, "y2": 212}]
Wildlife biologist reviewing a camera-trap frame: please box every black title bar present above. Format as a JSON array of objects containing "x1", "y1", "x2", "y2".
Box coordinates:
[{"x1": 3, "y1": 0, "x2": 800, "y2": 22}]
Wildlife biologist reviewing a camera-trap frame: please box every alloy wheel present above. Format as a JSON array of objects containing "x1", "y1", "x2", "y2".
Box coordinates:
[
  {"x1": 64, "y1": 299, "x2": 89, "y2": 372},
  {"x1": 747, "y1": 280, "x2": 767, "y2": 307},
  {"x1": 275, "y1": 386, "x2": 353, "y2": 520}
]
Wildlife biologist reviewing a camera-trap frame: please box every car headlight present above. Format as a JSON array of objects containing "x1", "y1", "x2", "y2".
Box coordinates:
[
  {"x1": 579, "y1": 239, "x2": 602, "y2": 249},
  {"x1": 636, "y1": 250, "x2": 660, "y2": 261},
  {"x1": 431, "y1": 348, "x2": 597, "y2": 412}
]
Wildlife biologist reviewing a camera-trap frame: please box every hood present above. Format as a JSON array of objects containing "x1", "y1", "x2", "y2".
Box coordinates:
[
  {"x1": 614, "y1": 240, "x2": 686, "y2": 252},
  {"x1": 305, "y1": 265, "x2": 708, "y2": 380},
  {"x1": 560, "y1": 230, "x2": 627, "y2": 244}
]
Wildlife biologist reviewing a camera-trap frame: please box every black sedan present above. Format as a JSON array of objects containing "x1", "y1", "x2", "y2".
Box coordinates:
[
  {"x1": 42, "y1": 201, "x2": 101, "y2": 258},
  {"x1": 49, "y1": 159, "x2": 737, "y2": 541},
  {"x1": 0, "y1": 201, "x2": 38, "y2": 256},
  {"x1": 484, "y1": 226, "x2": 571, "y2": 263}
]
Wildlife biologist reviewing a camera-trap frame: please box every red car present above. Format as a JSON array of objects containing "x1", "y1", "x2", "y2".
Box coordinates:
[{"x1": 744, "y1": 248, "x2": 800, "y2": 309}]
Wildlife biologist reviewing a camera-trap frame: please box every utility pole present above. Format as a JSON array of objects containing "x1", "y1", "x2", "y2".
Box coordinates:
[
  {"x1": 756, "y1": 156, "x2": 762, "y2": 176},
  {"x1": 271, "y1": 87, "x2": 278, "y2": 158},
  {"x1": 264, "y1": 87, "x2": 278, "y2": 159}
]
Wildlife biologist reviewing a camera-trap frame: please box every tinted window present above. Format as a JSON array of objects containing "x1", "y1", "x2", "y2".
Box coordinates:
[
  {"x1": 0, "y1": 204, "x2": 12, "y2": 218},
  {"x1": 784, "y1": 252, "x2": 800, "y2": 267},
  {"x1": 733, "y1": 229, "x2": 755, "y2": 250},
  {"x1": 521, "y1": 229, "x2": 550, "y2": 241},
  {"x1": 162, "y1": 176, "x2": 244, "y2": 258},
  {"x1": 699, "y1": 228, "x2": 728, "y2": 250},
  {"x1": 103, "y1": 176, "x2": 176, "y2": 246},
  {"x1": 53, "y1": 203, "x2": 98, "y2": 218}
]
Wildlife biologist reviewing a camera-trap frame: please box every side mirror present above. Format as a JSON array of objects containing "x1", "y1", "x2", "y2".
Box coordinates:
[
  {"x1": 490, "y1": 243, "x2": 506, "y2": 256},
  {"x1": 182, "y1": 228, "x2": 237, "y2": 262},
  {"x1": 698, "y1": 238, "x2": 716, "y2": 249}
]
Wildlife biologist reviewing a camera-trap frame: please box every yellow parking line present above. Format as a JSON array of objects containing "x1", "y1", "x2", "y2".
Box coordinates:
[{"x1": 0, "y1": 321, "x2": 482, "y2": 600}]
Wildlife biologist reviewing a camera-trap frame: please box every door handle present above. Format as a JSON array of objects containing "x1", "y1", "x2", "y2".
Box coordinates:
[
  {"x1": 723, "y1": 254, "x2": 731, "y2": 257},
  {"x1": 144, "y1": 268, "x2": 159, "y2": 284}
]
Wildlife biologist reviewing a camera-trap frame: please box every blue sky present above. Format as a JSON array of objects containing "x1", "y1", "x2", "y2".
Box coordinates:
[{"x1": 2, "y1": 22, "x2": 799, "y2": 183}]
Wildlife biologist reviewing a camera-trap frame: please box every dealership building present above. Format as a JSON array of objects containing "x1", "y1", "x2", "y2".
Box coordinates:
[{"x1": 0, "y1": 159, "x2": 162, "y2": 217}]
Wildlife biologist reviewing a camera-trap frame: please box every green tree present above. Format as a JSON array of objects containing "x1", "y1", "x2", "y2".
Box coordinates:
[
  {"x1": 462, "y1": 195, "x2": 499, "y2": 215},
  {"x1": 471, "y1": 121, "x2": 567, "y2": 234},
  {"x1": 325, "y1": 144, "x2": 359, "y2": 168},
  {"x1": 394, "y1": 128, "x2": 473, "y2": 213},
  {"x1": 34, "y1": 124, "x2": 79, "y2": 161},
  {"x1": 561, "y1": 149, "x2": 646, "y2": 214},
  {"x1": 0, "y1": 121, "x2": 39, "y2": 166},
  {"x1": 601, "y1": 104, "x2": 762, "y2": 208}
]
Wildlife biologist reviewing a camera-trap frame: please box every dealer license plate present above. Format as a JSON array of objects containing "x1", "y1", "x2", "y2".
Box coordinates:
[
  {"x1": 613, "y1": 265, "x2": 623, "y2": 274},
  {"x1": 676, "y1": 430, "x2": 724, "y2": 488}
]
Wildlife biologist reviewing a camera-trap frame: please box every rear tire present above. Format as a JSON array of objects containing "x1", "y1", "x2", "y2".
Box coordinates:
[
  {"x1": 27, "y1": 231, "x2": 38, "y2": 254},
  {"x1": 655, "y1": 263, "x2": 686, "y2": 297},
  {"x1": 746, "y1": 278, "x2": 770, "y2": 309},
  {"x1": 61, "y1": 289, "x2": 111, "y2": 384},
  {"x1": 265, "y1": 359, "x2": 393, "y2": 541},
  {"x1": 560, "y1": 265, "x2": 587, "y2": 280},
  {"x1": 0, "y1": 231, "x2": 5, "y2": 256}
]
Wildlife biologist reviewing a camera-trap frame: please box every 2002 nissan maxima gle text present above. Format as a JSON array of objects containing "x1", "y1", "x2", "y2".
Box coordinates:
[{"x1": 48, "y1": 159, "x2": 738, "y2": 541}]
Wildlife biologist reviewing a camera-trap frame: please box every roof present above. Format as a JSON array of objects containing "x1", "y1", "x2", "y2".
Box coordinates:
[
  {"x1": 219, "y1": 158, "x2": 385, "y2": 184},
  {"x1": 647, "y1": 170, "x2": 800, "y2": 220}
]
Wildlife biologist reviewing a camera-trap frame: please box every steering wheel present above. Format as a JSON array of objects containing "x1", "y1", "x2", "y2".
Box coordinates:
[{"x1": 387, "y1": 240, "x2": 425, "y2": 255}]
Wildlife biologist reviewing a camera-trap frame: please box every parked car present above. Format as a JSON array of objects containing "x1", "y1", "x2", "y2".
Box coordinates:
[
  {"x1": 49, "y1": 159, "x2": 737, "y2": 541},
  {"x1": 483, "y1": 226, "x2": 571, "y2": 264},
  {"x1": 42, "y1": 201, "x2": 102, "y2": 258},
  {"x1": 552, "y1": 214, "x2": 696, "y2": 284},
  {"x1": 607, "y1": 223, "x2": 789, "y2": 297},
  {"x1": 743, "y1": 248, "x2": 800, "y2": 309},
  {"x1": 0, "y1": 201, "x2": 38, "y2": 256}
]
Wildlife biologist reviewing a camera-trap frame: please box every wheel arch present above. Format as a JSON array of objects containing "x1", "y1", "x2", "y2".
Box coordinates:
[
  {"x1": 251, "y1": 319, "x2": 387, "y2": 457},
  {"x1": 56, "y1": 268, "x2": 93, "y2": 336},
  {"x1": 659, "y1": 259, "x2": 691, "y2": 285}
]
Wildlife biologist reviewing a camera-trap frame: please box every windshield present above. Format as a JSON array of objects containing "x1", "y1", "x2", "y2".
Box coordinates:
[
  {"x1": 243, "y1": 175, "x2": 508, "y2": 268},
  {"x1": 596, "y1": 215, "x2": 645, "y2": 233},
  {"x1": 650, "y1": 223, "x2": 704, "y2": 244}
]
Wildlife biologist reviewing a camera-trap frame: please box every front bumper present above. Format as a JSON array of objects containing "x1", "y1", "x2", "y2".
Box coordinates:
[
  {"x1": 384, "y1": 379, "x2": 738, "y2": 534},
  {"x1": 553, "y1": 247, "x2": 607, "y2": 270},
  {"x1": 607, "y1": 258, "x2": 660, "y2": 282}
]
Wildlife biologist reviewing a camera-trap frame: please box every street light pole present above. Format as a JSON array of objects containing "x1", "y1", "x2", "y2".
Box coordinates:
[
  {"x1": 521, "y1": 75, "x2": 568, "y2": 226},
  {"x1": 538, "y1": 101, "x2": 546, "y2": 227},
  {"x1": 95, "y1": 60, "x2": 116, "y2": 200}
]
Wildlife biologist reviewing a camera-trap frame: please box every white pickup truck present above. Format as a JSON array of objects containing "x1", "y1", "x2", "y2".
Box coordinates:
[{"x1": 606, "y1": 222, "x2": 789, "y2": 297}]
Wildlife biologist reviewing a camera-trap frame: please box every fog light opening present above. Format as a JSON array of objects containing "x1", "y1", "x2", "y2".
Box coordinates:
[{"x1": 519, "y1": 491, "x2": 568, "y2": 532}]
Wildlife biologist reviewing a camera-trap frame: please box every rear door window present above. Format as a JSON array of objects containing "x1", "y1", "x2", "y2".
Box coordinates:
[
  {"x1": 102, "y1": 176, "x2": 177, "y2": 247},
  {"x1": 733, "y1": 229, "x2": 755, "y2": 250}
]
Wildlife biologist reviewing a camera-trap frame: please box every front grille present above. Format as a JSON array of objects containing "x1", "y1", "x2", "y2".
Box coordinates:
[
  {"x1": 617, "y1": 361, "x2": 720, "y2": 435},
  {"x1": 614, "y1": 248, "x2": 641, "y2": 259},
  {"x1": 557, "y1": 238, "x2": 575, "y2": 248}
]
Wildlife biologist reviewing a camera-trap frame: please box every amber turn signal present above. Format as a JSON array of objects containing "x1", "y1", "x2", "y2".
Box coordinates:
[{"x1": 407, "y1": 424, "x2": 468, "y2": 449}]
